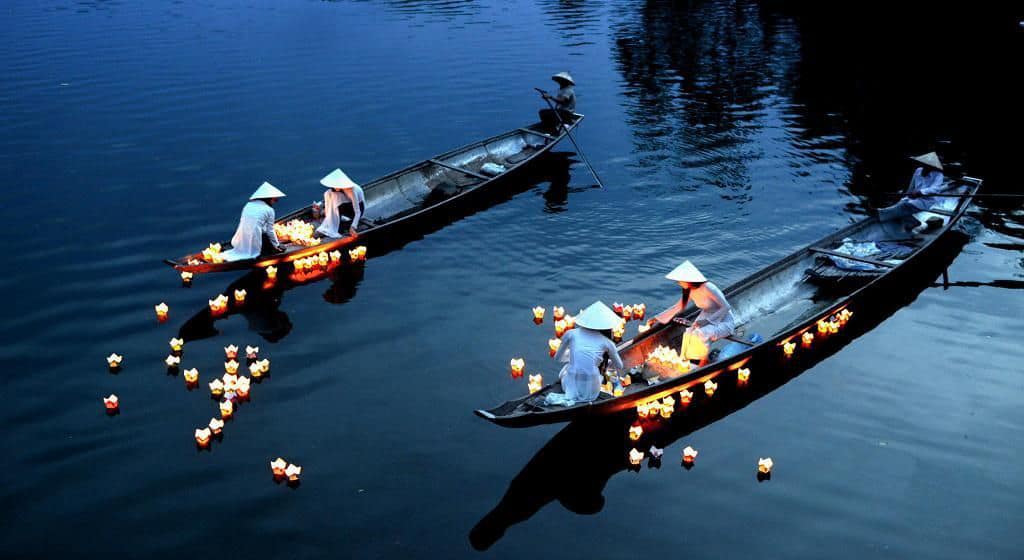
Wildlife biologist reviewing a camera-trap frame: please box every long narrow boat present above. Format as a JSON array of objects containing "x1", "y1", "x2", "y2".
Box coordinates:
[
  {"x1": 476, "y1": 176, "x2": 982, "y2": 427},
  {"x1": 166, "y1": 116, "x2": 584, "y2": 273}
]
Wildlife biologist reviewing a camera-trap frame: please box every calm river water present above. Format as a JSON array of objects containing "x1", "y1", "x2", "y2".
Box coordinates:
[{"x1": 1, "y1": 1, "x2": 1022, "y2": 558}]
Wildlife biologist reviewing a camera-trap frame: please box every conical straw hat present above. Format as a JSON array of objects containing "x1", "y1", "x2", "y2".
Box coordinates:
[
  {"x1": 320, "y1": 168, "x2": 359, "y2": 190},
  {"x1": 909, "y1": 152, "x2": 943, "y2": 171},
  {"x1": 665, "y1": 260, "x2": 706, "y2": 283},
  {"x1": 574, "y1": 301, "x2": 622, "y2": 331},
  {"x1": 249, "y1": 181, "x2": 286, "y2": 200},
  {"x1": 551, "y1": 71, "x2": 575, "y2": 85}
]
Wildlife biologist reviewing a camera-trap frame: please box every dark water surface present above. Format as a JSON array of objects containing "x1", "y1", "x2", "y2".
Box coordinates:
[{"x1": 2, "y1": 1, "x2": 1022, "y2": 558}]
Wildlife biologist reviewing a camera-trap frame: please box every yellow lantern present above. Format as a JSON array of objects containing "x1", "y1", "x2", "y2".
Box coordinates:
[
  {"x1": 165, "y1": 355, "x2": 181, "y2": 368},
  {"x1": 258, "y1": 359, "x2": 270, "y2": 374},
  {"x1": 106, "y1": 353, "x2": 123, "y2": 371},
  {"x1": 169, "y1": 338, "x2": 184, "y2": 352},
  {"x1": 183, "y1": 368, "x2": 199, "y2": 384},
  {"x1": 839, "y1": 309, "x2": 853, "y2": 324},
  {"x1": 647, "y1": 400, "x2": 662, "y2": 417},
  {"x1": 629, "y1": 421, "x2": 643, "y2": 441},
  {"x1": 660, "y1": 396, "x2": 675, "y2": 418},
  {"x1": 265, "y1": 266, "x2": 278, "y2": 280},
  {"x1": 285, "y1": 463, "x2": 302, "y2": 482},
  {"x1": 236, "y1": 377, "x2": 251, "y2": 399},
  {"x1": 621, "y1": 305, "x2": 633, "y2": 320},
  {"x1": 195, "y1": 427, "x2": 212, "y2": 448},
  {"x1": 704, "y1": 379, "x2": 718, "y2": 397},
  {"x1": 682, "y1": 446, "x2": 698, "y2": 464},
  {"x1": 679, "y1": 389, "x2": 693, "y2": 405},
  {"x1": 613, "y1": 385, "x2": 624, "y2": 397},
  {"x1": 801, "y1": 331, "x2": 814, "y2": 347},
  {"x1": 219, "y1": 400, "x2": 234, "y2": 419},
  {"x1": 611, "y1": 323, "x2": 625, "y2": 342},
  {"x1": 633, "y1": 303, "x2": 646, "y2": 320},
  {"x1": 554, "y1": 319, "x2": 567, "y2": 338},
  {"x1": 828, "y1": 320, "x2": 840, "y2": 334},
  {"x1": 249, "y1": 362, "x2": 262, "y2": 378},
  {"x1": 817, "y1": 320, "x2": 828, "y2": 335},
  {"x1": 270, "y1": 457, "x2": 287, "y2": 477},
  {"x1": 234, "y1": 289, "x2": 247, "y2": 304},
  {"x1": 510, "y1": 358, "x2": 525, "y2": 378},
  {"x1": 528, "y1": 374, "x2": 543, "y2": 394},
  {"x1": 155, "y1": 302, "x2": 169, "y2": 321},
  {"x1": 636, "y1": 402, "x2": 650, "y2": 418},
  {"x1": 552, "y1": 306, "x2": 565, "y2": 320},
  {"x1": 349, "y1": 246, "x2": 367, "y2": 262},
  {"x1": 682, "y1": 330, "x2": 709, "y2": 361},
  {"x1": 628, "y1": 448, "x2": 644, "y2": 466},
  {"x1": 548, "y1": 338, "x2": 561, "y2": 357},
  {"x1": 103, "y1": 394, "x2": 119, "y2": 410},
  {"x1": 329, "y1": 250, "x2": 342, "y2": 263},
  {"x1": 758, "y1": 457, "x2": 774, "y2": 474},
  {"x1": 223, "y1": 360, "x2": 238, "y2": 375},
  {"x1": 737, "y1": 367, "x2": 751, "y2": 382},
  {"x1": 532, "y1": 306, "x2": 545, "y2": 322},
  {"x1": 783, "y1": 341, "x2": 796, "y2": 357},
  {"x1": 209, "y1": 379, "x2": 224, "y2": 397},
  {"x1": 180, "y1": 271, "x2": 193, "y2": 286},
  {"x1": 317, "y1": 252, "x2": 329, "y2": 267}
]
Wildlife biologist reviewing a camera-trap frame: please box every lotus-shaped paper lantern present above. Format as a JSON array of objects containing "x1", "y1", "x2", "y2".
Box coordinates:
[
  {"x1": 246, "y1": 346, "x2": 259, "y2": 360},
  {"x1": 224, "y1": 345, "x2": 238, "y2": 360},
  {"x1": 509, "y1": 358, "x2": 525, "y2": 378},
  {"x1": 660, "y1": 396, "x2": 675, "y2": 418},
  {"x1": 195, "y1": 427, "x2": 212, "y2": 447},
  {"x1": 165, "y1": 355, "x2": 181, "y2": 368},
  {"x1": 649, "y1": 445, "x2": 664, "y2": 460},
  {"x1": 285, "y1": 463, "x2": 302, "y2": 482},
  {"x1": 801, "y1": 331, "x2": 814, "y2": 347},
  {"x1": 817, "y1": 320, "x2": 828, "y2": 334},
  {"x1": 155, "y1": 302, "x2": 169, "y2": 321},
  {"x1": 223, "y1": 359, "x2": 238, "y2": 375},
  {"x1": 106, "y1": 353, "x2": 123, "y2": 371},
  {"x1": 180, "y1": 271, "x2": 193, "y2": 286},
  {"x1": 329, "y1": 250, "x2": 342, "y2": 262},
  {"x1": 208, "y1": 417, "x2": 224, "y2": 435},
  {"x1": 612, "y1": 302, "x2": 623, "y2": 314},
  {"x1": 636, "y1": 402, "x2": 650, "y2": 418},
  {"x1": 611, "y1": 323, "x2": 625, "y2": 342},
  {"x1": 758, "y1": 457, "x2": 774, "y2": 474},
  {"x1": 236, "y1": 377, "x2": 251, "y2": 399},
  {"x1": 234, "y1": 289, "x2": 247, "y2": 304},
  {"x1": 532, "y1": 306, "x2": 545, "y2": 322},
  {"x1": 209, "y1": 379, "x2": 224, "y2": 397},
  {"x1": 103, "y1": 394, "x2": 119, "y2": 410},
  {"x1": 628, "y1": 448, "x2": 644, "y2": 466},
  {"x1": 682, "y1": 446, "x2": 698, "y2": 464},
  {"x1": 628, "y1": 421, "x2": 643, "y2": 441},
  {"x1": 219, "y1": 399, "x2": 234, "y2": 419},
  {"x1": 737, "y1": 367, "x2": 751, "y2": 382},
  {"x1": 839, "y1": 309, "x2": 853, "y2": 324},
  {"x1": 704, "y1": 379, "x2": 718, "y2": 397},
  {"x1": 258, "y1": 359, "x2": 270, "y2": 374},
  {"x1": 679, "y1": 389, "x2": 693, "y2": 405},
  {"x1": 637, "y1": 323, "x2": 651, "y2": 335},
  {"x1": 552, "y1": 306, "x2": 565, "y2": 320},
  {"x1": 527, "y1": 374, "x2": 543, "y2": 394},
  {"x1": 270, "y1": 458, "x2": 287, "y2": 477},
  {"x1": 621, "y1": 305, "x2": 633, "y2": 320},
  {"x1": 828, "y1": 320, "x2": 840, "y2": 334},
  {"x1": 349, "y1": 246, "x2": 367, "y2": 262},
  {"x1": 554, "y1": 319, "x2": 567, "y2": 338},
  {"x1": 633, "y1": 303, "x2": 646, "y2": 320},
  {"x1": 783, "y1": 341, "x2": 796, "y2": 357},
  {"x1": 169, "y1": 338, "x2": 184, "y2": 352},
  {"x1": 265, "y1": 266, "x2": 277, "y2": 280},
  {"x1": 183, "y1": 368, "x2": 199, "y2": 384},
  {"x1": 249, "y1": 362, "x2": 263, "y2": 378},
  {"x1": 548, "y1": 338, "x2": 561, "y2": 357},
  {"x1": 564, "y1": 314, "x2": 575, "y2": 330}
]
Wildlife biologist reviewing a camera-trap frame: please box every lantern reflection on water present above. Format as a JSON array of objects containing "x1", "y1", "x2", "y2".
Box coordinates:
[
  {"x1": 682, "y1": 446, "x2": 698, "y2": 464},
  {"x1": 628, "y1": 422, "x2": 643, "y2": 441},
  {"x1": 155, "y1": 302, "x2": 169, "y2": 321},
  {"x1": 628, "y1": 448, "x2": 644, "y2": 466},
  {"x1": 527, "y1": 374, "x2": 543, "y2": 394},
  {"x1": 270, "y1": 458, "x2": 288, "y2": 477},
  {"x1": 704, "y1": 379, "x2": 718, "y2": 397},
  {"x1": 195, "y1": 427, "x2": 212, "y2": 447},
  {"x1": 106, "y1": 353, "x2": 123, "y2": 371},
  {"x1": 509, "y1": 358, "x2": 525, "y2": 378},
  {"x1": 103, "y1": 394, "x2": 119, "y2": 410}
]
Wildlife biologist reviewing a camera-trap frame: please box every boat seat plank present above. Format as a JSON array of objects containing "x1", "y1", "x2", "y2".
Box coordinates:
[
  {"x1": 809, "y1": 247, "x2": 897, "y2": 268},
  {"x1": 428, "y1": 159, "x2": 489, "y2": 181},
  {"x1": 922, "y1": 208, "x2": 956, "y2": 217},
  {"x1": 518, "y1": 128, "x2": 556, "y2": 141}
]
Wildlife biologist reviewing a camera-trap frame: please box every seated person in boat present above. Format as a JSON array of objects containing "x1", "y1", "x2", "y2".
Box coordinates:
[
  {"x1": 877, "y1": 152, "x2": 946, "y2": 224},
  {"x1": 220, "y1": 182, "x2": 286, "y2": 261},
  {"x1": 551, "y1": 301, "x2": 624, "y2": 403},
  {"x1": 538, "y1": 71, "x2": 576, "y2": 132},
  {"x1": 654, "y1": 260, "x2": 737, "y2": 362},
  {"x1": 315, "y1": 168, "x2": 366, "y2": 238}
]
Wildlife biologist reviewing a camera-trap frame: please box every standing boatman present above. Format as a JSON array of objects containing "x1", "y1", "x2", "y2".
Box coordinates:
[
  {"x1": 220, "y1": 182, "x2": 287, "y2": 261},
  {"x1": 538, "y1": 71, "x2": 576, "y2": 132}
]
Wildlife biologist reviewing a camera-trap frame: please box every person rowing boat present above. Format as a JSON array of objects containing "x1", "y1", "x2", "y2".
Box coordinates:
[
  {"x1": 547, "y1": 301, "x2": 625, "y2": 404},
  {"x1": 220, "y1": 182, "x2": 287, "y2": 261},
  {"x1": 538, "y1": 71, "x2": 576, "y2": 133},
  {"x1": 315, "y1": 168, "x2": 365, "y2": 239},
  {"x1": 654, "y1": 260, "x2": 737, "y2": 362},
  {"x1": 876, "y1": 152, "x2": 946, "y2": 227}
]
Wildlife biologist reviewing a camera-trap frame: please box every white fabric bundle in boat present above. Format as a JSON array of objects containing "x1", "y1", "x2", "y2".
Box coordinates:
[{"x1": 479, "y1": 162, "x2": 506, "y2": 177}]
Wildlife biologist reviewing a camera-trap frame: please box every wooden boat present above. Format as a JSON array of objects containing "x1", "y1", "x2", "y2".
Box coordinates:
[
  {"x1": 476, "y1": 176, "x2": 983, "y2": 427},
  {"x1": 166, "y1": 116, "x2": 584, "y2": 273}
]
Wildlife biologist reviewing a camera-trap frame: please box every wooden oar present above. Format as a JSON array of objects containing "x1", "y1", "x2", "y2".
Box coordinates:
[{"x1": 534, "y1": 87, "x2": 605, "y2": 189}]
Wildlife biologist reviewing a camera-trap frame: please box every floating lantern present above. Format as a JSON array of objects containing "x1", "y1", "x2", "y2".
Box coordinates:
[
  {"x1": 758, "y1": 457, "x2": 774, "y2": 474},
  {"x1": 704, "y1": 379, "x2": 718, "y2": 397},
  {"x1": 219, "y1": 399, "x2": 234, "y2": 419},
  {"x1": 236, "y1": 377, "x2": 251, "y2": 399},
  {"x1": 737, "y1": 367, "x2": 751, "y2": 383},
  {"x1": 183, "y1": 368, "x2": 199, "y2": 384},
  {"x1": 621, "y1": 305, "x2": 633, "y2": 320},
  {"x1": 532, "y1": 306, "x2": 545, "y2": 323},
  {"x1": 527, "y1": 374, "x2": 543, "y2": 394},
  {"x1": 208, "y1": 294, "x2": 229, "y2": 314},
  {"x1": 612, "y1": 302, "x2": 624, "y2": 315},
  {"x1": 646, "y1": 345, "x2": 692, "y2": 377},
  {"x1": 660, "y1": 396, "x2": 675, "y2": 418},
  {"x1": 552, "y1": 306, "x2": 565, "y2": 320},
  {"x1": 208, "y1": 417, "x2": 224, "y2": 435},
  {"x1": 246, "y1": 346, "x2": 259, "y2": 360},
  {"x1": 349, "y1": 245, "x2": 367, "y2": 262},
  {"x1": 209, "y1": 379, "x2": 224, "y2": 397},
  {"x1": 564, "y1": 314, "x2": 575, "y2": 330},
  {"x1": 169, "y1": 337, "x2": 184, "y2": 353},
  {"x1": 633, "y1": 303, "x2": 646, "y2": 320},
  {"x1": 682, "y1": 446, "x2": 698, "y2": 464},
  {"x1": 249, "y1": 362, "x2": 263, "y2": 378},
  {"x1": 195, "y1": 427, "x2": 212, "y2": 447},
  {"x1": 611, "y1": 323, "x2": 624, "y2": 342},
  {"x1": 649, "y1": 445, "x2": 664, "y2": 459},
  {"x1": 103, "y1": 394, "x2": 119, "y2": 411},
  {"x1": 224, "y1": 345, "x2": 238, "y2": 360},
  {"x1": 202, "y1": 243, "x2": 223, "y2": 263},
  {"x1": 329, "y1": 250, "x2": 342, "y2": 263},
  {"x1": 317, "y1": 252, "x2": 329, "y2": 267},
  {"x1": 155, "y1": 302, "x2": 169, "y2": 321},
  {"x1": 270, "y1": 458, "x2": 288, "y2": 477},
  {"x1": 637, "y1": 402, "x2": 650, "y2": 418},
  {"x1": 222, "y1": 370, "x2": 237, "y2": 384},
  {"x1": 783, "y1": 341, "x2": 796, "y2": 357},
  {"x1": 548, "y1": 338, "x2": 561, "y2": 357},
  {"x1": 554, "y1": 319, "x2": 567, "y2": 338},
  {"x1": 629, "y1": 421, "x2": 643, "y2": 441},
  {"x1": 165, "y1": 354, "x2": 181, "y2": 368},
  {"x1": 180, "y1": 271, "x2": 193, "y2": 286},
  {"x1": 224, "y1": 359, "x2": 240, "y2": 375},
  {"x1": 647, "y1": 400, "x2": 662, "y2": 417},
  {"x1": 285, "y1": 463, "x2": 302, "y2": 482},
  {"x1": 510, "y1": 358, "x2": 525, "y2": 378},
  {"x1": 679, "y1": 389, "x2": 693, "y2": 405},
  {"x1": 265, "y1": 266, "x2": 277, "y2": 280},
  {"x1": 817, "y1": 320, "x2": 828, "y2": 335},
  {"x1": 801, "y1": 331, "x2": 814, "y2": 347},
  {"x1": 234, "y1": 289, "x2": 247, "y2": 304},
  {"x1": 839, "y1": 309, "x2": 853, "y2": 324},
  {"x1": 106, "y1": 353, "x2": 123, "y2": 371},
  {"x1": 637, "y1": 323, "x2": 651, "y2": 335},
  {"x1": 628, "y1": 448, "x2": 644, "y2": 466},
  {"x1": 258, "y1": 359, "x2": 270, "y2": 374},
  {"x1": 828, "y1": 320, "x2": 840, "y2": 334}
]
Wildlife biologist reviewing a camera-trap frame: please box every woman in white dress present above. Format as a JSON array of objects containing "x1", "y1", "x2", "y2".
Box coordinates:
[
  {"x1": 551, "y1": 301, "x2": 625, "y2": 403},
  {"x1": 316, "y1": 168, "x2": 366, "y2": 238},
  {"x1": 220, "y1": 182, "x2": 286, "y2": 262},
  {"x1": 877, "y1": 152, "x2": 947, "y2": 224},
  {"x1": 654, "y1": 260, "x2": 736, "y2": 361}
]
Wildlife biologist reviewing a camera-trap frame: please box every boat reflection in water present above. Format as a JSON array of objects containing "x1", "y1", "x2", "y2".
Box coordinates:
[
  {"x1": 469, "y1": 230, "x2": 970, "y2": 551},
  {"x1": 177, "y1": 152, "x2": 577, "y2": 343}
]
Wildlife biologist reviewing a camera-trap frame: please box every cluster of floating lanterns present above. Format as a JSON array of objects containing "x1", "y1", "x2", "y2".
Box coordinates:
[
  {"x1": 645, "y1": 345, "x2": 692, "y2": 377},
  {"x1": 349, "y1": 245, "x2": 368, "y2": 263},
  {"x1": 201, "y1": 243, "x2": 224, "y2": 263},
  {"x1": 270, "y1": 457, "x2": 303, "y2": 483},
  {"x1": 612, "y1": 302, "x2": 646, "y2": 321},
  {"x1": 273, "y1": 219, "x2": 319, "y2": 246}
]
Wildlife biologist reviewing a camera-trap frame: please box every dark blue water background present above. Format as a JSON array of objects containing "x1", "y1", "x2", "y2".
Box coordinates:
[{"x1": 1, "y1": 1, "x2": 1022, "y2": 558}]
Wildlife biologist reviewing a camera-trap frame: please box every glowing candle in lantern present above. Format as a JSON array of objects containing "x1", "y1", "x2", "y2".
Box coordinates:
[
  {"x1": 839, "y1": 309, "x2": 853, "y2": 324},
  {"x1": 611, "y1": 323, "x2": 624, "y2": 342},
  {"x1": 265, "y1": 266, "x2": 277, "y2": 280},
  {"x1": 169, "y1": 338, "x2": 184, "y2": 352},
  {"x1": 758, "y1": 457, "x2": 774, "y2": 474},
  {"x1": 249, "y1": 362, "x2": 262, "y2": 378},
  {"x1": 103, "y1": 394, "x2": 119, "y2": 411},
  {"x1": 629, "y1": 421, "x2": 643, "y2": 441},
  {"x1": 682, "y1": 446, "x2": 699, "y2": 464},
  {"x1": 219, "y1": 399, "x2": 234, "y2": 419},
  {"x1": 209, "y1": 379, "x2": 224, "y2": 397},
  {"x1": 828, "y1": 320, "x2": 840, "y2": 334},
  {"x1": 801, "y1": 331, "x2": 814, "y2": 347},
  {"x1": 704, "y1": 379, "x2": 718, "y2": 397},
  {"x1": 329, "y1": 250, "x2": 342, "y2": 263},
  {"x1": 317, "y1": 252, "x2": 329, "y2": 267},
  {"x1": 817, "y1": 320, "x2": 828, "y2": 335},
  {"x1": 554, "y1": 319, "x2": 567, "y2": 338},
  {"x1": 621, "y1": 305, "x2": 633, "y2": 320},
  {"x1": 234, "y1": 289, "x2": 247, "y2": 304},
  {"x1": 737, "y1": 367, "x2": 751, "y2": 383},
  {"x1": 106, "y1": 353, "x2": 123, "y2": 371},
  {"x1": 180, "y1": 271, "x2": 193, "y2": 286},
  {"x1": 195, "y1": 427, "x2": 212, "y2": 447},
  {"x1": 629, "y1": 448, "x2": 644, "y2": 466},
  {"x1": 222, "y1": 360, "x2": 238, "y2": 375},
  {"x1": 509, "y1": 358, "x2": 525, "y2": 378},
  {"x1": 246, "y1": 346, "x2": 259, "y2": 360},
  {"x1": 647, "y1": 400, "x2": 662, "y2": 417},
  {"x1": 258, "y1": 359, "x2": 270, "y2": 375},
  {"x1": 285, "y1": 463, "x2": 302, "y2": 482},
  {"x1": 552, "y1": 306, "x2": 565, "y2": 320},
  {"x1": 633, "y1": 303, "x2": 646, "y2": 320},
  {"x1": 183, "y1": 368, "x2": 199, "y2": 384},
  {"x1": 528, "y1": 374, "x2": 543, "y2": 394},
  {"x1": 679, "y1": 389, "x2": 693, "y2": 405},
  {"x1": 637, "y1": 402, "x2": 650, "y2": 418},
  {"x1": 236, "y1": 377, "x2": 251, "y2": 399},
  {"x1": 155, "y1": 302, "x2": 169, "y2": 321},
  {"x1": 660, "y1": 396, "x2": 675, "y2": 418},
  {"x1": 208, "y1": 417, "x2": 224, "y2": 435},
  {"x1": 270, "y1": 457, "x2": 288, "y2": 477},
  {"x1": 532, "y1": 306, "x2": 545, "y2": 322},
  {"x1": 613, "y1": 385, "x2": 624, "y2": 397},
  {"x1": 165, "y1": 355, "x2": 180, "y2": 368},
  {"x1": 547, "y1": 338, "x2": 561, "y2": 358},
  {"x1": 783, "y1": 341, "x2": 796, "y2": 357}
]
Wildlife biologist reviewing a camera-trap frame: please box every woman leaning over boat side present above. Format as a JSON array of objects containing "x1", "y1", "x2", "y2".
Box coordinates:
[
  {"x1": 316, "y1": 168, "x2": 365, "y2": 239},
  {"x1": 220, "y1": 182, "x2": 287, "y2": 261},
  {"x1": 654, "y1": 260, "x2": 737, "y2": 361},
  {"x1": 546, "y1": 301, "x2": 624, "y2": 405}
]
